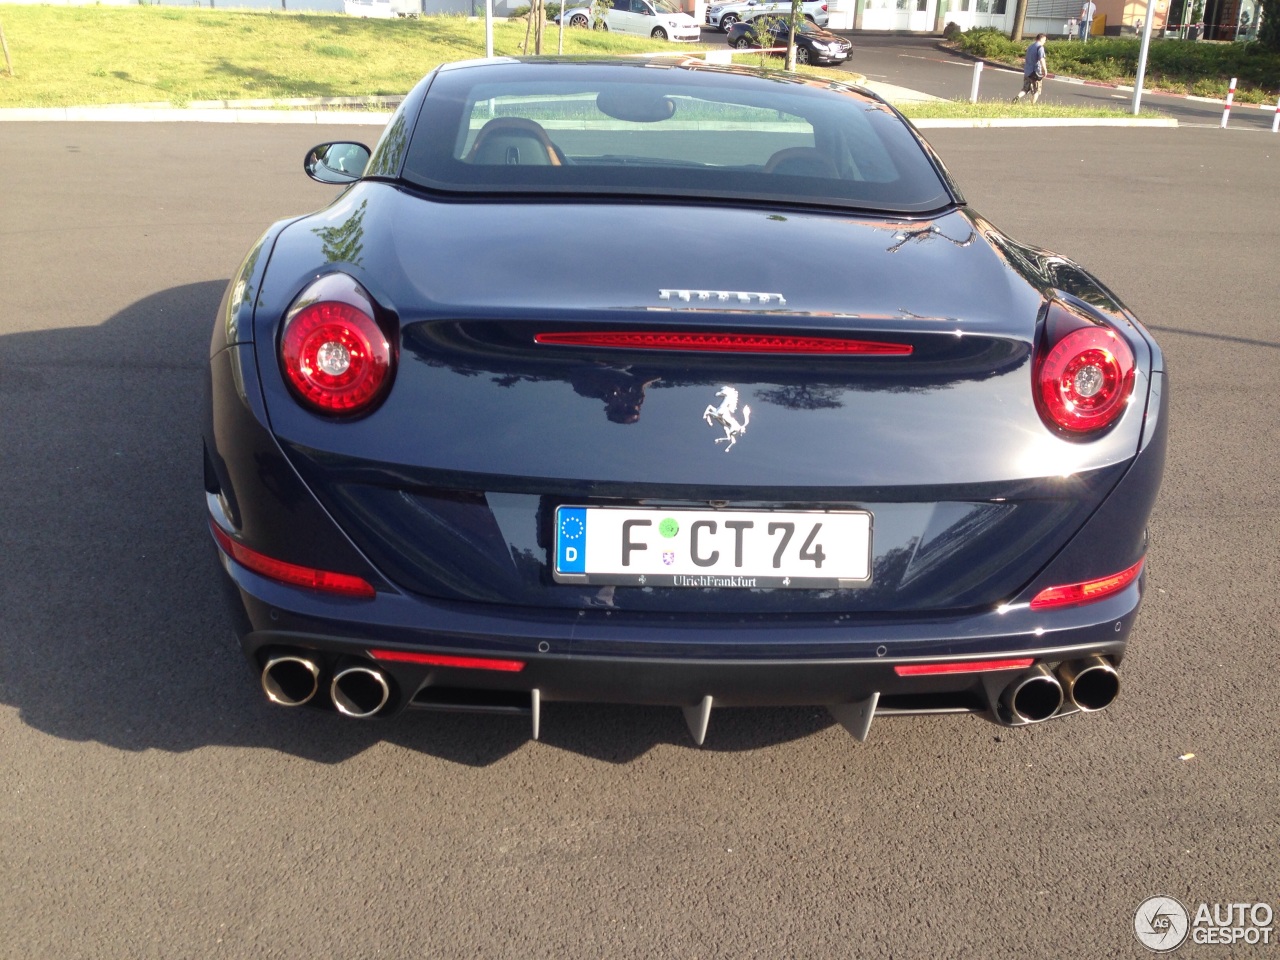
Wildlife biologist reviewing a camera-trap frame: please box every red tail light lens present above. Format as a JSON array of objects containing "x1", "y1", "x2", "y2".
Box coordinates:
[
  {"x1": 894, "y1": 658, "x2": 1034, "y2": 676},
  {"x1": 1034, "y1": 302, "x2": 1135, "y2": 436},
  {"x1": 1030, "y1": 557, "x2": 1144, "y2": 610},
  {"x1": 280, "y1": 277, "x2": 392, "y2": 416},
  {"x1": 210, "y1": 520, "x2": 376, "y2": 598},
  {"x1": 369, "y1": 650, "x2": 527, "y2": 672}
]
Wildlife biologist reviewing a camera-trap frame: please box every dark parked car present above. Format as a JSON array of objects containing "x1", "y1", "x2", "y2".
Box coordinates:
[
  {"x1": 205, "y1": 56, "x2": 1166, "y2": 745},
  {"x1": 725, "y1": 18, "x2": 852, "y2": 64}
]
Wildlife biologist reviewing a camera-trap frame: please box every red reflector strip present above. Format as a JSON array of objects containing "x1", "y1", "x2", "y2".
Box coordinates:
[
  {"x1": 534, "y1": 331, "x2": 912, "y2": 356},
  {"x1": 369, "y1": 650, "x2": 527, "y2": 672},
  {"x1": 1030, "y1": 557, "x2": 1145, "y2": 610},
  {"x1": 894, "y1": 658, "x2": 1035, "y2": 677},
  {"x1": 209, "y1": 520, "x2": 376, "y2": 599}
]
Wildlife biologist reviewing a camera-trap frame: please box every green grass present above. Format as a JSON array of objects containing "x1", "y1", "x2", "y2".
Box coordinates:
[
  {"x1": 950, "y1": 27, "x2": 1280, "y2": 104},
  {"x1": 0, "y1": 5, "x2": 1183, "y2": 118},
  {"x1": 0, "y1": 6, "x2": 699, "y2": 107}
]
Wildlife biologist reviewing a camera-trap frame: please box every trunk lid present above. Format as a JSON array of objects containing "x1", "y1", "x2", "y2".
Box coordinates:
[{"x1": 255, "y1": 185, "x2": 1148, "y2": 613}]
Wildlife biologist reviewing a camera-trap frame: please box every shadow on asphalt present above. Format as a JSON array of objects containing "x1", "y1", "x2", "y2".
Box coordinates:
[
  {"x1": 0, "y1": 282, "x2": 838, "y2": 765},
  {"x1": 1146, "y1": 324, "x2": 1280, "y2": 350}
]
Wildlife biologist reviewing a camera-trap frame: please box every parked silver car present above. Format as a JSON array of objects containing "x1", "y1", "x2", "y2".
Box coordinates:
[
  {"x1": 706, "y1": 0, "x2": 829, "y2": 30},
  {"x1": 559, "y1": 0, "x2": 703, "y2": 41}
]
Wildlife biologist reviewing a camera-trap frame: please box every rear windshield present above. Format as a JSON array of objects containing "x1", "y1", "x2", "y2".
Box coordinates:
[{"x1": 397, "y1": 59, "x2": 954, "y2": 214}]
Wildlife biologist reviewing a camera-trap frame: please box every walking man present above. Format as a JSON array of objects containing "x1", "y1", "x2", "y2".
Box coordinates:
[
  {"x1": 1079, "y1": 0, "x2": 1096, "y2": 39},
  {"x1": 1013, "y1": 34, "x2": 1048, "y2": 104}
]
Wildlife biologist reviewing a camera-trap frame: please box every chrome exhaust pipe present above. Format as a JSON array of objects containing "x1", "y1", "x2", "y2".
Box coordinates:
[
  {"x1": 1059, "y1": 656, "x2": 1120, "y2": 712},
  {"x1": 261, "y1": 653, "x2": 321, "y2": 707},
  {"x1": 1002, "y1": 664, "x2": 1064, "y2": 724},
  {"x1": 331, "y1": 664, "x2": 391, "y2": 718}
]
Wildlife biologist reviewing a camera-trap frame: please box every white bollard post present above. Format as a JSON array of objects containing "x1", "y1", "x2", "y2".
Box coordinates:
[
  {"x1": 1272, "y1": 95, "x2": 1280, "y2": 133},
  {"x1": 1220, "y1": 77, "x2": 1236, "y2": 128},
  {"x1": 969, "y1": 61, "x2": 983, "y2": 103}
]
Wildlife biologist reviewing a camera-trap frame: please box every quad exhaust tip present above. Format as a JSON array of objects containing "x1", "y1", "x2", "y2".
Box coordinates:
[
  {"x1": 1003, "y1": 664, "x2": 1064, "y2": 724},
  {"x1": 331, "y1": 664, "x2": 391, "y2": 718},
  {"x1": 261, "y1": 654, "x2": 321, "y2": 707},
  {"x1": 1059, "y1": 655, "x2": 1120, "y2": 712}
]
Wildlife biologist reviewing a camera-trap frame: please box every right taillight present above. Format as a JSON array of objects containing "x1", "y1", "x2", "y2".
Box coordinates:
[
  {"x1": 279, "y1": 274, "x2": 394, "y2": 417},
  {"x1": 1034, "y1": 300, "x2": 1136, "y2": 436},
  {"x1": 1030, "y1": 557, "x2": 1144, "y2": 609}
]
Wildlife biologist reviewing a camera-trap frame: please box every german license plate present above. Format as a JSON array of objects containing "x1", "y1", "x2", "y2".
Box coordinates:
[{"x1": 552, "y1": 506, "x2": 872, "y2": 589}]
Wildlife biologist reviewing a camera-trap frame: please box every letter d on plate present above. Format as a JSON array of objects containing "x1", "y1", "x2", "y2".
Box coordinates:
[{"x1": 557, "y1": 507, "x2": 587, "y2": 573}]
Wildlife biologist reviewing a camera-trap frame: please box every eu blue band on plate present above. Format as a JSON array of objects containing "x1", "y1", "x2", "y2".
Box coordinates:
[{"x1": 557, "y1": 507, "x2": 587, "y2": 573}]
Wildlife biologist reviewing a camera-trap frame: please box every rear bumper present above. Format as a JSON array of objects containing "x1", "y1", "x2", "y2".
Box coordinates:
[{"x1": 217, "y1": 529, "x2": 1141, "y2": 726}]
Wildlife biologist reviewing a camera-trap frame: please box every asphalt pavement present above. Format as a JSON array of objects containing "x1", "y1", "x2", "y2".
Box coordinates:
[{"x1": 1, "y1": 120, "x2": 1278, "y2": 958}]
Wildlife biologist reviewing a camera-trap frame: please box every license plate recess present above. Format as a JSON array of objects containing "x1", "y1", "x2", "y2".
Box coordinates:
[{"x1": 553, "y1": 506, "x2": 872, "y2": 589}]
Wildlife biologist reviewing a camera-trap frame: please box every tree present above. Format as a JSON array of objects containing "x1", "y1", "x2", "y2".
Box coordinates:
[
  {"x1": 1260, "y1": 0, "x2": 1280, "y2": 49},
  {"x1": 1009, "y1": 0, "x2": 1029, "y2": 41},
  {"x1": 521, "y1": 0, "x2": 547, "y2": 54},
  {"x1": 785, "y1": 0, "x2": 801, "y2": 70},
  {"x1": 1, "y1": 17, "x2": 13, "y2": 78}
]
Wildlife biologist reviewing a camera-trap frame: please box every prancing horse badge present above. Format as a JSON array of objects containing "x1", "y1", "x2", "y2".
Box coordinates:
[{"x1": 702, "y1": 386, "x2": 751, "y2": 452}]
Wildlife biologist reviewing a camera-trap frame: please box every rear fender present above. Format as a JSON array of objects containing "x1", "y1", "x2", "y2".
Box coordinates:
[{"x1": 204, "y1": 343, "x2": 390, "y2": 588}]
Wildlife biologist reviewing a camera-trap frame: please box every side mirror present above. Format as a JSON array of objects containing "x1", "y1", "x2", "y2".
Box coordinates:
[{"x1": 304, "y1": 142, "x2": 371, "y2": 184}]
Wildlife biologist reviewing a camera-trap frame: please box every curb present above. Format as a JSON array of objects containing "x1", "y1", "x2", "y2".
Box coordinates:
[
  {"x1": 0, "y1": 104, "x2": 1179, "y2": 127},
  {"x1": 913, "y1": 117, "x2": 1177, "y2": 127},
  {"x1": 0, "y1": 106, "x2": 393, "y2": 124}
]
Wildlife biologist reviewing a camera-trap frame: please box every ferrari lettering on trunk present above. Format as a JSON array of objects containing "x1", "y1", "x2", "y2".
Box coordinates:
[{"x1": 659, "y1": 289, "x2": 787, "y2": 305}]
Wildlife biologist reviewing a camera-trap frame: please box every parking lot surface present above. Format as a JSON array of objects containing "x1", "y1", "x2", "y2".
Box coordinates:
[{"x1": 1, "y1": 121, "x2": 1277, "y2": 958}]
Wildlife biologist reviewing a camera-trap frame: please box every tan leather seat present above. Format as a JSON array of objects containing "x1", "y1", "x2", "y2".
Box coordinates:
[
  {"x1": 467, "y1": 117, "x2": 563, "y2": 166},
  {"x1": 763, "y1": 147, "x2": 837, "y2": 178}
]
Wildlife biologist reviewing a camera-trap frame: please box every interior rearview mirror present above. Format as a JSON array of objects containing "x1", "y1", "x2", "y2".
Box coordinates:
[{"x1": 595, "y1": 89, "x2": 676, "y2": 123}]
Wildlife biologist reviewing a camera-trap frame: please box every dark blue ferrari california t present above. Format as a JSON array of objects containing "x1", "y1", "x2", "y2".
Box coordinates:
[{"x1": 203, "y1": 56, "x2": 1166, "y2": 744}]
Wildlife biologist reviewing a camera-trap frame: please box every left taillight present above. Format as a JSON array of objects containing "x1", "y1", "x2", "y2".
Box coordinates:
[
  {"x1": 279, "y1": 275, "x2": 394, "y2": 417},
  {"x1": 1034, "y1": 300, "x2": 1136, "y2": 437},
  {"x1": 210, "y1": 520, "x2": 376, "y2": 598}
]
